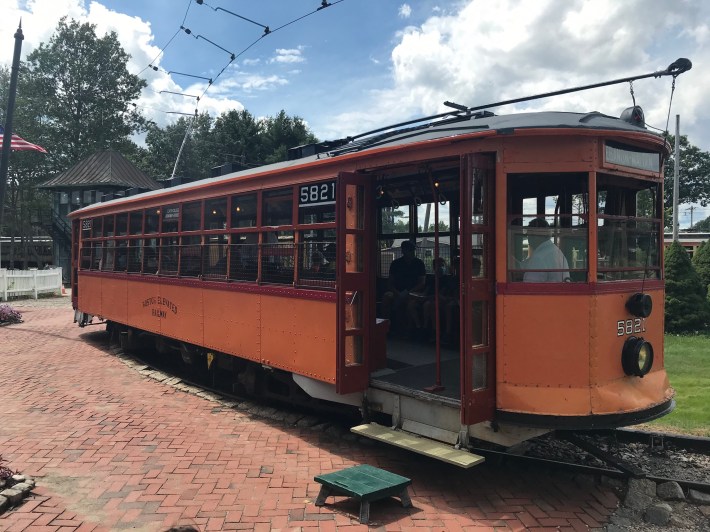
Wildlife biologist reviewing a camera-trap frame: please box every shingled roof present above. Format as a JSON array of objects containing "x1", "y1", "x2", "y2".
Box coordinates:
[{"x1": 38, "y1": 150, "x2": 160, "y2": 191}]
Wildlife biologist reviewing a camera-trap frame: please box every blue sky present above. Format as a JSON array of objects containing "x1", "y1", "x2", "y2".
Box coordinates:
[{"x1": 2, "y1": 0, "x2": 710, "y2": 225}]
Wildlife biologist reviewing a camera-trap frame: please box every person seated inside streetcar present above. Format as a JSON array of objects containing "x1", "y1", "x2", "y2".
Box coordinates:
[{"x1": 521, "y1": 218, "x2": 570, "y2": 282}]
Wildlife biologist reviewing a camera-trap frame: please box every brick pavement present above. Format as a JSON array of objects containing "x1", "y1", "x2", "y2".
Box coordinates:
[{"x1": 0, "y1": 301, "x2": 619, "y2": 531}]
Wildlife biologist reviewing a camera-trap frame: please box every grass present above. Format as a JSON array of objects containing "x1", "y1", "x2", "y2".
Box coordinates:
[{"x1": 646, "y1": 333, "x2": 710, "y2": 437}]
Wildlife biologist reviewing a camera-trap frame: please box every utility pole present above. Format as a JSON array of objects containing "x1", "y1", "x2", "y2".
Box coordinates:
[
  {"x1": 0, "y1": 21, "x2": 24, "y2": 266},
  {"x1": 688, "y1": 205, "x2": 695, "y2": 229},
  {"x1": 672, "y1": 115, "x2": 680, "y2": 242}
]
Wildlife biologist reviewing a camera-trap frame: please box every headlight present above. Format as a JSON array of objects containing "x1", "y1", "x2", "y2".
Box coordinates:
[
  {"x1": 622, "y1": 336, "x2": 654, "y2": 377},
  {"x1": 626, "y1": 293, "x2": 652, "y2": 318}
]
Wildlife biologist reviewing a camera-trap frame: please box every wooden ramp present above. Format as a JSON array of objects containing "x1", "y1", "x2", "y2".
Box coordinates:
[{"x1": 351, "y1": 423, "x2": 484, "y2": 468}]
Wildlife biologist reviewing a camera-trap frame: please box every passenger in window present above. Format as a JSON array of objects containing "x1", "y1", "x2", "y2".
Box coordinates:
[
  {"x1": 382, "y1": 240, "x2": 426, "y2": 332},
  {"x1": 522, "y1": 218, "x2": 570, "y2": 282}
]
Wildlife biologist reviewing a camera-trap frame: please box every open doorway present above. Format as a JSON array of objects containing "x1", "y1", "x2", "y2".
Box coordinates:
[{"x1": 369, "y1": 159, "x2": 462, "y2": 402}]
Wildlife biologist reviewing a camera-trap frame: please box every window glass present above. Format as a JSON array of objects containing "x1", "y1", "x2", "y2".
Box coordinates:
[
  {"x1": 231, "y1": 193, "x2": 257, "y2": 228},
  {"x1": 263, "y1": 189, "x2": 293, "y2": 227},
  {"x1": 116, "y1": 213, "x2": 128, "y2": 236},
  {"x1": 103, "y1": 215, "x2": 115, "y2": 237},
  {"x1": 115, "y1": 240, "x2": 128, "y2": 271},
  {"x1": 162, "y1": 204, "x2": 180, "y2": 233},
  {"x1": 380, "y1": 204, "x2": 409, "y2": 234},
  {"x1": 127, "y1": 239, "x2": 142, "y2": 273},
  {"x1": 507, "y1": 173, "x2": 588, "y2": 282},
  {"x1": 145, "y1": 208, "x2": 160, "y2": 234},
  {"x1": 229, "y1": 233, "x2": 258, "y2": 281},
  {"x1": 129, "y1": 210, "x2": 143, "y2": 235},
  {"x1": 83, "y1": 190, "x2": 93, "y2": 204},
  {"x1": 297, "y1": 229, "x2": 336, "y2": 288},
  {"x1": 203, "y1": 234, "x2": 228, "y2": 280},
  {"x1": 180, "y1": 235, "x2": 202, "y2": 276},
  {"x1": 597, "y1": 175, "x2": 661, "y2": 280},
  {"x1": 205, "y1": 198, "x2": 227, "y2": 230},
  {"x1": 159, "y1": 236, "x2": 179, "y2": 275},
  {"x1": 142, "y1": 238, "x2": 159, "y2": 273},
  {"x1": 261, "y1": 230, "x2": 294, "y2": 284},
  {"x1": 182, "y1": 201, "x2": 201, "y2": 232}
]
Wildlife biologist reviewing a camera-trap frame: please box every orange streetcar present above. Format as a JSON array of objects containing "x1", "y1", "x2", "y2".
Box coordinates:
[{"x1": 70, "y1": 60, "x2": 690, "y2": 466}]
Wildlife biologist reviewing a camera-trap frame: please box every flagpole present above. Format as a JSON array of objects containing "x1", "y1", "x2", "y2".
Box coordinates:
[{"x1": 0, "y1": 21, "x2": 25, "y2": 267}]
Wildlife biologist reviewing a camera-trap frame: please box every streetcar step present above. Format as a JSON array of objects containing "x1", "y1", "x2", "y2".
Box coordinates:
[{"x1": 351, "y1": 423, "x2": 485, "y2": 468}]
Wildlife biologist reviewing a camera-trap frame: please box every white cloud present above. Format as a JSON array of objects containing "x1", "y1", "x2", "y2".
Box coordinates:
[
  {"x1": 399, "y1": 4, "x2": 412, "y2": 18},
  {"x1": 269, "y1": 47, "x2": 305, "y2": 64},
  {"x1": 319, "y1": 0, "x2": 710, "y2": 153},
  {"x1": 242, "y1": 58, "x2": 261, "y2": 66}
]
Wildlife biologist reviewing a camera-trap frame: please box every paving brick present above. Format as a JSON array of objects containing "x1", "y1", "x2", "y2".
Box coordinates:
[{"x1": 0, "y1": 304, "x2": 619, "y2": 531}]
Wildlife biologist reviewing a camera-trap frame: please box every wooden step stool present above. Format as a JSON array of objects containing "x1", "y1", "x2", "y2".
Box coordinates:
[{"x1": 314, "y1": 464, "x2": 412, "y2": 524}]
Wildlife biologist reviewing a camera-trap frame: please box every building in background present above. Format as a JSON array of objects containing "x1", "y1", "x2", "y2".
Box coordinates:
[{"x1": 37, "y1": 150, "x2": 160, "y2": 283}]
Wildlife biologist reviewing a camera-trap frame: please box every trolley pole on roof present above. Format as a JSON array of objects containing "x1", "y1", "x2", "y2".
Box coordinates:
[{"x1": 672, "y1": 115, "x2": 680, "y2": 242}]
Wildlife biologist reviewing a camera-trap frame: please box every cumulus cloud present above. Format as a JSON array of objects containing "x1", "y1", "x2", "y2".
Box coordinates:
[
  {"x1": 320, "y1": 0, "x2": 710, "y2": 151},
  {"x1": 399, "y1": 4, "x2": 412, "y2": 18},
  {"x1": 269, "y1": 47, "x2": 305, "y2": 64}
]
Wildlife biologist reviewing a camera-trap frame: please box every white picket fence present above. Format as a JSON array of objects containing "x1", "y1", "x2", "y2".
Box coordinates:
[{"x1": 0, "y1": 267, "x2": 63, "y2": 301}]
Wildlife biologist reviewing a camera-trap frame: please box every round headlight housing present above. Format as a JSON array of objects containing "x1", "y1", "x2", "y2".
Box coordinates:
[
  {"x1": 626, "y1": 293, "x2": 652, "y2": 318},
  {"x1": 622, "y1": 336, "x2": 654, "y2": 377}
]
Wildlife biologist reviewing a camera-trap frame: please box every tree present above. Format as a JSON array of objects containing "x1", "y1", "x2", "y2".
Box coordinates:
[
  {"x1": 212, "y1": 109, "x2": 264, "y2": 169},
  {"x1": 664, "y1": 241, "x2": 710, "y2": 333},
  {"x1": 24, "y1": 18, "x2": 147, "y2": 169},
  {"x1": 138, "y1": 112, "x2": 214, "y2": 181},
  {"x1": 692, "y1": 240, "x2": 710, "y2": 292},
  {"x1": 261, "y1": 110, "x2": 318, "y2": 165},
  {"x1": 689, "y1": 215, "x2": 710, "y2": 232},
  {"x1": 1, "y1": 66, "x2": 54, "y2": 267},
  {"x1": 664, "y1": 134, "x2": 710, "y2": 210},
  {"x1": 134, "y1": 109, "x2": 319, "y2": 181}
]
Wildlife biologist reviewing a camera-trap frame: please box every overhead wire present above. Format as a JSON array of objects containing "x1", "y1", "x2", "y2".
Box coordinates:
[
  {"x1": 139, "y1": 0, "x2": 348, "y2": 172},
  {"x1": 137, "y1": 0, "x2": 193, "y2": 75}
]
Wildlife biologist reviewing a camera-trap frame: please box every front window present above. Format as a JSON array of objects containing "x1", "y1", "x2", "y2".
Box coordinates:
[
  {"x1": 597, "y1": 175, "x2": 661, "y2": 280},
  {"x1": 507, "y1": 173, "x2": 589, "y2": 282}
]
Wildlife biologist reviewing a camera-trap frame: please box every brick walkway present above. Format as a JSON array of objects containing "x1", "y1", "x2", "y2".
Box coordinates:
[{"x1": 0, "y1": 301, "x2": 619, "y2": 531}]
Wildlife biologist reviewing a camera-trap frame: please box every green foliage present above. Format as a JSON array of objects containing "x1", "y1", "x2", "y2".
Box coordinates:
[
  {"x1": 650, "y1": 333, "x2": 710, "y2": 436},
  {"x1": 134, "y1": 109, "x2": 318, "y2": 181},
  {"x1": 692, "y1": 240, "x2": 710, "y2": 291},
  {"x1": 664, "y1": 134, "x2": 710, "y2": 209},
  {"x1": 689, "y1": 215, "x2": 710, "y2": 232},
  {"x1": 664, "y1": 241, "x2": 710, "y2": 333},
  {"x1": 24, "y1": 18, "x2": 147, "y2": 169}
]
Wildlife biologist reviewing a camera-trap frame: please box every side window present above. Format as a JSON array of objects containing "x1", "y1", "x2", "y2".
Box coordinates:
[
  {"x1": 182, "y1": 201, "x2": 201, "y2": 232},
  {"x1": 597, "y1": 175, "x2": 661, "y2": 280},
  {"x1": 145, "y1": 208, "x2": 160, "y2": 234},
  {"x1": 162, "y1": 204, "x2": 180, "y2": 233},
  {"x1": 205, "y1": 198, "x2": 227, "y2": 230},
  {"x1": 230, "y1": 193, "x2": 257, "y2": 228},
  {"x1": 263, "y1": 189, "x2": 293, "y2": 227},
  {"x1": 507, "y1": 173, "x2": 588, "y2": 283}
]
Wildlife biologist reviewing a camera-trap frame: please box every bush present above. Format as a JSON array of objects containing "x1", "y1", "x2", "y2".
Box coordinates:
[
  {"x1": 0, "y1": 304, "x2": 23, "y2": 324},
  {"x1": 665, "y1": 241, "x2": 710, "y2": 333},
  {"x1": 692, "y1": 240, "x2": 710, "y2": 293}
]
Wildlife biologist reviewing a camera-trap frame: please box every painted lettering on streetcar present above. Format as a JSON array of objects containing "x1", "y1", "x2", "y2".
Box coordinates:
[
  {"x1": 142, "y1": 296, "x2": 179, "y2": 318},
  {"x1": 616, "y1": 318, "x2": 646, "y2": 336}
]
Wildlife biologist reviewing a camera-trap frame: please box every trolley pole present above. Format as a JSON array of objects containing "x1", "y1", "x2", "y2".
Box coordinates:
[
  {"x1": 672, "y1": 115, "x2": 680, "y2": 241},
  {"x1": 0, "y1": 21, "x2": 25, "y2": 266}
]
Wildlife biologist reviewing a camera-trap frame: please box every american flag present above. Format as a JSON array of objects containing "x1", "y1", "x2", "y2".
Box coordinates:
[{"x1": 0, "y1": 125, "x2": 48, "y2": 153}]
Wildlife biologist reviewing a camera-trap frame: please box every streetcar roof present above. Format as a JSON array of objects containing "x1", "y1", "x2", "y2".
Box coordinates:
[{"x1": 70, "y1": 110, "x2": 663, "y2": 216}]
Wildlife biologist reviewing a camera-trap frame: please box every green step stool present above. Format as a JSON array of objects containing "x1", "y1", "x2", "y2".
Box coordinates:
[{"x1": 314, "y1": 464, "x2": 412, "y2": 524}]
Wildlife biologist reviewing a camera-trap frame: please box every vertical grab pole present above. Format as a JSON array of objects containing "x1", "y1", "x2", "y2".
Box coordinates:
[{"x1": 425, "y1": 170, "x2": 444, "y2": 392}]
